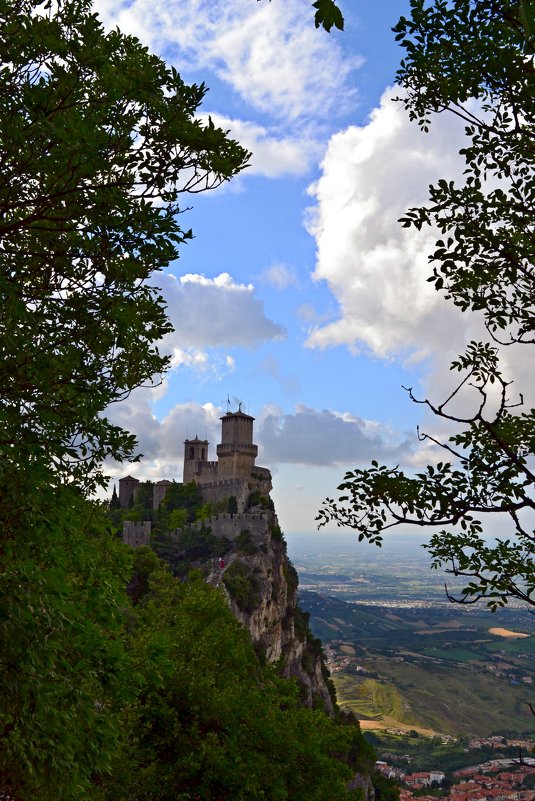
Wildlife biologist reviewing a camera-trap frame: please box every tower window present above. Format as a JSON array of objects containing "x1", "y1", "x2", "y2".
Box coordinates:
[
  {"x1": 201, "y1": 448, "x2": 205, "y2": 459},
  {"x1": 189, "y1": 447, "x2": 194, "y2": 460}
]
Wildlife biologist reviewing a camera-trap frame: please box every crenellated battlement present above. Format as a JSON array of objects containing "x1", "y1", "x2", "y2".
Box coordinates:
[
  {"x1": 120, "y1": 405, "x2": 271, "y2": 517},
  {"x1": 170, "y1": 510, "x2": 271, "y2": 542}
]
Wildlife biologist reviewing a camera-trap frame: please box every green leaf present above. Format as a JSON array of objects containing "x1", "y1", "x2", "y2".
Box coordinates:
[{"x1": 312, "y1": 0, "x2": 344, "y2": 32}]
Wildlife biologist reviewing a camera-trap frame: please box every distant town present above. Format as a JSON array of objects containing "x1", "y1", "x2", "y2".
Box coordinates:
[{"x1": 377, "y1": 744, "x2": 535, "y2": 801}]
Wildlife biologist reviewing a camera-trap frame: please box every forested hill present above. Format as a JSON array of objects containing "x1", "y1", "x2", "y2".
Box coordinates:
[{"x1": 99, "y1": 482, "x2": 383, "y2": 801}]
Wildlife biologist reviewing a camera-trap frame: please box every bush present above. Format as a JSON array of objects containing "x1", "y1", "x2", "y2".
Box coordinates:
[
  {"x1": 235, "y1": 529, "x2": 258, "y2": 555},
  {"x1": 222, "y1": 561, "x2": 261, "y2": 613},
  {"x1": 284, "y1": 561, "x2": 299, "y2": 595},
  {"x1": 293, "y1": 607, "x2": 310, "y2": 642},
  {"x1": 270, "y1": 523, "x2": 284, "y2": 542}
]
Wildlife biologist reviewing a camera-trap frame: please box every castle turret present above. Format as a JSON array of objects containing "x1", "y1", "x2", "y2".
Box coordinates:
[
  {"x1": 118, "y1": 475, "x2": 139, "y2": 508},
  {"x1": 216, "y1": 410, "x2": 258, "y2": 480},
  {"x1": 183, "y1": 436, "x2": 210, "y2": 484},
  {"x1": 153, "y1": 479, "x2": 172, "y2": 509}
]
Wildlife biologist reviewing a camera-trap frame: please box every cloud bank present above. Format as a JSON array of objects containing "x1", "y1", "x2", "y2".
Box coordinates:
[
  {"x1": 155, "y1": 272, "x2": 284, "y2": 373},
  {"x1": 258, "y1": 404, "x2": 412, "y2": 467},
  {"x1": 94, "y1": 0, "x2": 358, "y2": 124},
  {"x1": 106, "y1": 398, "x2": 412, "y2": 485},
  {"x1": 305, "y1": 87, "x2": 473, "y2": 361},
  {"x1": 198, "y1": 114, "x2": 318, "y2": 178}
]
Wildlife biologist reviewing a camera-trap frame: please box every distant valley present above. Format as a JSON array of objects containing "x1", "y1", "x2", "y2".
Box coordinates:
[{"x1": 286, "y1": 532, "x2": 534, "y2": 737}]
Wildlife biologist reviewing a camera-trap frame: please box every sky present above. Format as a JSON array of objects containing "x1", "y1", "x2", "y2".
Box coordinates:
[{"x1": 93, "y1": 0, "x2": 523, "y2": 533}]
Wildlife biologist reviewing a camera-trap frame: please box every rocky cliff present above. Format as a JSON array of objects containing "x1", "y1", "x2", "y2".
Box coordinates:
[{"x1": 212, "y1": 508, "x2": 335, "y2": 714}]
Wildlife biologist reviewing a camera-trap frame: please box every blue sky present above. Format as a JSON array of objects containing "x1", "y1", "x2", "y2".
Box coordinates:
[{"x1": 96, "y1": 0, "x2": 503, "y2": 532}]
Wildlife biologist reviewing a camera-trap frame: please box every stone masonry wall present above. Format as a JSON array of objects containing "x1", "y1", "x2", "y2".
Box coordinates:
[
  {"x1": 170, "y1": 510, "x2": 269, "y2": 542},
  {"x1": 198, "y1": 476, "x2": 250, "y2": 513},
  {"x1": 123, "y1": 520, "x2": 151, "y2": 548}
]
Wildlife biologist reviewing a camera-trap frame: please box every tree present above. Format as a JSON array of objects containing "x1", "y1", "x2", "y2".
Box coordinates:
[
  {"x1": 110, "y1": 484, "x2": 120, "y2": 509},
  {"x1": 103, "y1": 549, "x2": 365, "y2": 801},
  {"x1": 318, "y1": 0, "x2": 535, "y2": 610},
  {"x1": 0, "y1": 0, "x2": 248, "y2": 498},
  {"x1": 311, "y1": 0, "x2": 344, "y2": 32},
  {"x1": 0, "y1": 1, "x2": 248, "y2": 796}
]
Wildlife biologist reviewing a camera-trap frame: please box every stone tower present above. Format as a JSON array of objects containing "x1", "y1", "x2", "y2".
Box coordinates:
[
  {"x1": 183, "y1": 436, "x2": 210, "y2": 484},
  {"x1": 153, "y1": 479, "x2": 173, "y2": 509},
  {"x1": 216, "y1": 409, "x2": 258, "y2": 480},
  {"x1": 118, "y1": 475, "x2": 139, "y2": 508}
]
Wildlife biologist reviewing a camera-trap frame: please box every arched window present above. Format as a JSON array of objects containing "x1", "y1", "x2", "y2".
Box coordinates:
[{"x1": 189, "y1": 446, "x2": 194, "y2": 460}]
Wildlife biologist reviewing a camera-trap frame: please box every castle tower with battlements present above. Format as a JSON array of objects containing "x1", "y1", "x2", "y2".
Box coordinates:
[
  {"x1": 183, "y1": 434, "x2": 218, "y2": 485},
  {"x1": 182, "y1": 409, "x2": 261, "y2": 486},
  {"x1": 216, "y1": 410, "x2": 258, "y2": 480},
  {"x1": 121, "y1": 405, "x2": 270, "y2": 531}
]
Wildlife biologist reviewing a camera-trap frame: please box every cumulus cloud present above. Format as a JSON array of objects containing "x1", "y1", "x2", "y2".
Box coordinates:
[
  {"x1": 106, "y1": 396, "x2": 223, "y2": 482},
  {"x1": 258, "y1": 404, "x2": 412, "y2": 466},
  {"x1": 261, "y1": 263, "x2": 299, "y2": 290},
  {"x1": 160, "y1": 272, "x2": 285, "y2": 357},
  {"x1": 305, "y1": 87, "x2": 474, "y2": 361},
  {"x1": 105, "y1": 397, "x2": 413, "y2": 488},
  {"x1": 198, "y1": 114, "x2": 317, "y2": 177},
  {"x1": 94, "y1": 0, "x2": 359, "y2": 124}
]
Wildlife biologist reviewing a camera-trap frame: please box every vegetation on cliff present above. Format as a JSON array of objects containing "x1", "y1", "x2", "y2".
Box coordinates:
[
  {"x1": 101, "y1": 547, "x2": 375, "y2": 801},
  {"x1": 0, "y1": 2, "x2": 375, "y2": 796}
]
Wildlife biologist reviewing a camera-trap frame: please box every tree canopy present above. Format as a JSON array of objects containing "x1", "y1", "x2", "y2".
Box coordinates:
[
  {"x1": 0, "y1": 0, "x2": 249, "y2": 497},
  {"x1": 0, "y1": 1, "x2": 248, "y2": 796},
  {"x1": 318, "y1": 0, "x2": 535, "y2": 610},
  {"x1": 101, "y1": 549, "x2": 372, "y2": 801}
]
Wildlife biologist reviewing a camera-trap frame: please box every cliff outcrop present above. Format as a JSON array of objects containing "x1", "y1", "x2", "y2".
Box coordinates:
[{"x1": 211, "y1": 508, "x2": 335, "y2": 714}]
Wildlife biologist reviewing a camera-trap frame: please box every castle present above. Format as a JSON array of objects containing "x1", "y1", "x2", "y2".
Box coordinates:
[{"x1": 120, "y1": 408, "x2": 272, "y2": 546}]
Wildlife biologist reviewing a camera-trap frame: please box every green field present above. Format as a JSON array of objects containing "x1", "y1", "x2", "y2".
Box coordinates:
[
  {"x1": 421, "y1": 647, "x2": 484, "y2": 662},
  {"x1": 333, "y1": 656, "x2": 535, "y2": 735},
  {"x1": 299, "y1": 591, "x2": 535, "y2": 736}
]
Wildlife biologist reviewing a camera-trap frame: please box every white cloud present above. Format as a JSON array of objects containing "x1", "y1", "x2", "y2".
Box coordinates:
[
  {"x1": 257, "y1": 404, "x2": 412, "y2": 466},
  {"x1": 106, "y1": 397, "x2": 412, "y2": 481},
  {"x1": 160, "y1": 272, "x2": 285, "y2": 355},
  {"x1": 302, "y1": 86, "x2": 535, "y2": 455},
  {"x1": 305, "y1": 87, "x2": 473, "y2": 361},
  {"x1": 94, "y1": 0, "x2": 359, "y2": 124},
  {"x1": 106, "y1": 397, "x2": 223, "y2": 482},
  {"x1": 198, "y1": 113, "x2": 317, "y2": 177},
  {"x1": 261, "y1": 263, "x2": 299, "y2": 290}
]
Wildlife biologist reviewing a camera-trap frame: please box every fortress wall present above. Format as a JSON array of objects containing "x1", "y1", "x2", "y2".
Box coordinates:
[
  {"x1": 123, "y1": 520, "x2": 152, "y2": 548},
  {"x1": 221, "y1": 415, "x2": 253, "y2": 445},
  {"x1": 199, "y1": 476, "x2": 249, "y2": 512},
  {"x1": 185, "y1": 460, "x2": 218, "y2": 484},
  {"x1": 153, "y1": 481, "x2": 172, "y2": 509},
  {"x1": 170, "y1": 511, "x2": 269, "y2": 542},
  {"x1": 119, "y1": 477, "x2": 139, "y2": 508},
  {"x1": 217, "y1": 451, "x2": 256, "y2": 481},
  {"x1": 197, "y1": 461, "x2": 218, "y2": 482}
]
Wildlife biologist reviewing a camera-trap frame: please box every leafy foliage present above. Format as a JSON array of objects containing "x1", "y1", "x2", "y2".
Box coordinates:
[
  {"x1": 152, "y1": 524, "x2": 232, "y2": 576},
  {"x1": 318, "y1": 0, "x2": 535, "y2": 609},
  {"x1": 222, "y1": 559, "x2": 261, "y2": 612},
  {"x1": 312, "y1": 0, "x2": 344, "y2": 32},
  {"x1": 0, "y1": 0, "x2": 249, "y2": 496},
  {"x1": 0, "y1": 490, "x2": 134, "y2": 801},
  {"x1": 0, "y1": 0, "x2": 247, "y2": 795},
  {"x1": 235, "y1": 528, "x2": 259, "y2": 554},
  {"x1": 261, "y1": 0, "x2": 344, "y2": 33},
  {"x1": 103, "y1": 551, "x2": 365, "y2": 801}
]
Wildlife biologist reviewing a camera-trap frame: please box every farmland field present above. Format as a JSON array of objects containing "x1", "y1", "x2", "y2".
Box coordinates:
[{"x1": 286, "y1": 532, "x2": 534, "y2": 737}]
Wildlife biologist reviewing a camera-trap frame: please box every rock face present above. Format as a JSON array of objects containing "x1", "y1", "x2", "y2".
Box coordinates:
[{"x1": 209, "y1": 508, "x2": 335, "y2": 715}]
